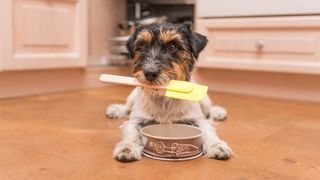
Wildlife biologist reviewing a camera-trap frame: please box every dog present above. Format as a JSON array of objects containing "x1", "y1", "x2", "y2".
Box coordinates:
[{"x1": 106, "y1": 22, "x2": 232, "y2": 162}]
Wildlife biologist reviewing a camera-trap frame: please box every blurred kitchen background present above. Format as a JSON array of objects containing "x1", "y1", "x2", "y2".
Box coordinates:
[{"x1": 1, "y1": 0, "x2": 320, "y2": 102}]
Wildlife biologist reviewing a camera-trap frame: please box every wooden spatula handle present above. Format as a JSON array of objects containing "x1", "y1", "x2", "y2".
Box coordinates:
[
  {"x1": 100, "y1": 74, "x2": 138, "y2": 86},
  {"x1": 99, "y1": 74, "x2": 167, "y2": 90}
]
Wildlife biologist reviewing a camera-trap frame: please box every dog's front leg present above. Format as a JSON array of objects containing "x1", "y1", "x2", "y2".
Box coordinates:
[
  {"x1": 113, "y1": 119, "x2": 144, "y2": 162},
  {"x1": 196, "y1": 119, "x2": 232, "y2": 160},
  {"x1": 106, "y1": 87, "x2": 141, "y2": 119},
  {"x1": 200, "y1": 95, "x2": 228, "y2": 121}
]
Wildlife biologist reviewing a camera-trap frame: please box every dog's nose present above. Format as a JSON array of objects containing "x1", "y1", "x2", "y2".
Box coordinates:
[{"x1": 144, "y1": 68, "x2": 160, "y2": 81}]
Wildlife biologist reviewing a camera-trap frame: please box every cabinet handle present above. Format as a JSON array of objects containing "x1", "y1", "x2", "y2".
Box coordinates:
[{"x1": 255, "y1": 40, "x2": 264, "y2": 50}]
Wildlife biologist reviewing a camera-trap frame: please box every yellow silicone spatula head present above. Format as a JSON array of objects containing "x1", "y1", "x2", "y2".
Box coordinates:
[
  {"x1": 166, "y1": 80, "x2": 193, "y2": 93},
  {"x1": 165, "y1": 80, "x2": 208, "y2": 102}
]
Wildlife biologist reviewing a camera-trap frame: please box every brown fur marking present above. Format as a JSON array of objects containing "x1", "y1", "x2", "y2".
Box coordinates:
[
  {"x1": 172, "y1": 62, "x2": 186, "y2": 81},
  {"x1": 136, "y1": 30, "x2": 152, "y2": 43},
  {"x1": 159, "y1": 29, "x2": 181, "y2": 43},
  {"x1": 133, "y1": 51, "x2": 142, "y2": 65}
]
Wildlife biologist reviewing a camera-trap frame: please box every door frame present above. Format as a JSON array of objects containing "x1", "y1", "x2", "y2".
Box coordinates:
[{"x1": 0, "y1": 0, "x2": 5, "y2": 71}]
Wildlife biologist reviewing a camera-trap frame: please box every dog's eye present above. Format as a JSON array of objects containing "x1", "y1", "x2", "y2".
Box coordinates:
[
  {"x1": 135, "y1": 45, "x2": 145, "y2": 52},
  {"x1": 168, "y1": 44, "x2": 177, "y2": 52},
  {"x1": 135, "y1": 40, "x2": 147, "y2": 51}
]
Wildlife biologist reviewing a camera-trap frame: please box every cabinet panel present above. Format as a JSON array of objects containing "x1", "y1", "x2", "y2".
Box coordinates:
[
  {"x1": 3, "y1": 0, "x2": 87, "y2": 70},
  {"x1": 14, "y1": 0, "x2": 75, "y2": 53},
  {"x1": 196, "y1": 16, "x2": 320, "y2": 74}
]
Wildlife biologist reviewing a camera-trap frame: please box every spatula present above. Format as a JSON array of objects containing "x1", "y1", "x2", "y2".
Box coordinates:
[{"x1": 99, "y1": 74, "x2": 208, "y2": 102}]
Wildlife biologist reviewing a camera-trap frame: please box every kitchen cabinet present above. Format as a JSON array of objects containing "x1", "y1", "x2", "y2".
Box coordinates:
[
  {"x1": 1, "y1": 0, "x2": 87, "y2": 70},
  {"x1": 195, "y1": 0, "x2": 320, "y2": 102},
  {"x1": 196, "y1": 0, "x2": 320, "y2": 74},
  {"x1": 197, "y1": 16, "x2": 320, "y2": 74}
]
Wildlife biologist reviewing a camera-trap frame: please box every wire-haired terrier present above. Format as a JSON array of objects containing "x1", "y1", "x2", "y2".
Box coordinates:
[{"x1": 107, "y1": 22, "x2": 232, "y2": 162}]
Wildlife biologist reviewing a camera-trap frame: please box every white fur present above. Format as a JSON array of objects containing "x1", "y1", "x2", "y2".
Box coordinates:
[
  {"x1": 106, "y1": 104, "x2": 127, "y2": 119},
  {"x1": 106, "y1": 88, "x2": 140, "y2": 119},
  {"x1": 210, "y1": 106, "x2": 228, "y2": 121},
  {"x1": 200, "y1": 94, "x2": 228, "y2": 121},
  {"x1": 107, "y1": 84, "x2": 232, "y2": 162}
]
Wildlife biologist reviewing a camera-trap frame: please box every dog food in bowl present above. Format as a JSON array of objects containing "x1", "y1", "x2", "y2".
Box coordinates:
[{"x1": 141, "y1": 124, "x2": 203, "y2": 161}]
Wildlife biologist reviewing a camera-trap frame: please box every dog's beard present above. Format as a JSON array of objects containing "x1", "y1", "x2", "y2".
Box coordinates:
[
  {"x1": 133, "y1": 70, "x2": 175, "y2": 98},
  {"x1": 133, "y1": 70, "x2": 173, "y2": 86}
]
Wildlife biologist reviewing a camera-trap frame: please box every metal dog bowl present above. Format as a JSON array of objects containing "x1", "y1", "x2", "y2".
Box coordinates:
[{"x1": 141, "y1": 124, "x2": 203, "y2": 161}]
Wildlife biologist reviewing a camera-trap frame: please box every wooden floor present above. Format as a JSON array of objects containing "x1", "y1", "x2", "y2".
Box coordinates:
[{"x1": 0, "y1": 86, "x2": 320, "y2": 180}]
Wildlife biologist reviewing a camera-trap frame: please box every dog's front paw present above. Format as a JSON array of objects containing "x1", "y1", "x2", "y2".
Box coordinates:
[
  {"x1": 113, "y1": 142, "x2": 143, "y2": 162},
  {"x1": 106, "y1": 104, "x2": 127, "y2": 119},
  {"x1": 204, "y1": 141, "x2": 232, "y2": 160},
  {"x1": 210, "y1": 106, "x2": 227, "y2": 121}
]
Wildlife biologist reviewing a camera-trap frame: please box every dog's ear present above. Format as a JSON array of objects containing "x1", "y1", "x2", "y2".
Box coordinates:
[
  {"x1": 181, "y1": 22, "x2": 208, "y2": 59},
  {"x1": 126, "y1": 34, "x2": 136, "y2": 58},
  {"x1": 190, "y1": 32, "x2": 208, "y2": 59},
  {"x1": 126, "y1": 24, "x2": 143, "y2": 58}
]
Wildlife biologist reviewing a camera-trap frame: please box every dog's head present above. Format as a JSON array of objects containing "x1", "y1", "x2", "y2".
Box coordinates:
[{"x1": 126, "y1": 22, "x2": 208, "y2": 86}]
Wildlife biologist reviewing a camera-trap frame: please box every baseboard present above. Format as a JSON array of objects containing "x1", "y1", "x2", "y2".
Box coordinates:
[
  {"x1": 2, "y1": 66, "x2": 319, "y2": 102},
  {"x1": 0, "y1": 66, "x2": 131, "y2": 99},
  {"x1": 193, "y1": 67, "x2": 320, "y2": 102}
]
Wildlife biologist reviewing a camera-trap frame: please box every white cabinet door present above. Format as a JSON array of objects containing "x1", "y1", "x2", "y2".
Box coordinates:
[
  {"x1": 198, "y1": 0, "x2": 320, "y2": 18},
  {"x1": 196, "y1": 17, "x2": 320, "y2": 74},
  {"x1": 2, "y1": 0, "x2": 87, "y2": 70}
]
